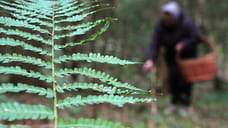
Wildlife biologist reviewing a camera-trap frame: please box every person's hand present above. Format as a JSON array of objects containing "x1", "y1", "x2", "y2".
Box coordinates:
[
  {"x1": 175, "y1": 43, "x2": 183, "y2": 52},
  {"x1": 142, "y1": 60, "x2": 153, "y2": 73}
]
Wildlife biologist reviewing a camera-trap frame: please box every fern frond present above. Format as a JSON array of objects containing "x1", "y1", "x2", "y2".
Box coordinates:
[
  {"x1": 55, "y1": 53, "x2": 139, "y2": 65},
  {"x1": 55, "y1": 17, "x2": 113, "y2": 31},
  {"x1": 55, "y1": 8, "x2": 111, "y2": 24},
  {"x1": 0, "y1": 124, "x2": 7, "y2": 128},
  {"x1": 16, "y1": 0, "x2": 54, "y2": 12},
  {"x1": 57, "y1": 95, "x2": 155, "y2": 109},
  {"x1": 0, "y1": 53, "x2": 51, "y2": 69},
  {"x1": 28, "y1": 0, "x2": 56, "y2": 7},
  {"x1": 56, "y1": 82, "x2": 134, "y2": 95},
  {"x1": 0, "y1": 28, "x2": 52, "y2": 45},
  {"x1": 0, "y1": 124, "x2": 29, "y2": 128},
  {"x1": 55, "y1": 0, "x2": 87, "y2": 15},
  {"x1": 55, "y1": 21, "x2": 111, "y2": 49},
  {"x1": 54, "y1": 18, "x2": 113, "y2": 40},
  {"x1": 0, "y1": 38, "x2": 51, "y2": 56},
  {"x1": 0, "y1": 102, "x2": 54, "y2": 121},
  {"x1": 1, "y1": 0, "x2": 53, "y2": 12},
  {"x1": 56, "y1": 0, "x2": 78, "y2": 12},
  {"x1": 0, "y1": 1, "x2": 51, "y2": 20},
  {"x1": 11, "y1": 14, "x2": 52, "y2": 28},
  {"x1": 56, "y1": 67, "x2": 143, "y2": 91},
  {"x1": 0, "y1": 66, "x2": 52, "y2": 83},
  {"x1": 58, "y1": 118, "x2": 124, "y2": 128},
  {"x1": 55, "y1": 1, "x2": 81, "y2": 15},
  {"x1": 55, "y1": 3, "x2": 107, "y2": 18},
  {"x1": 0, "y1": 17, "x2": 50, "y2": 34},
  {"x1": 0, "y1": 83, "x2": 53, "y2": 98},
  {"x1": 11, "y1": 126, "x2": 29, "y2": 128}
]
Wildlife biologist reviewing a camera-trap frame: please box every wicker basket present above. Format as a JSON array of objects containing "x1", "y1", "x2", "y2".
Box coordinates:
[{"x1": 176, "y1": 36, "x2": 217, "y2": 82}]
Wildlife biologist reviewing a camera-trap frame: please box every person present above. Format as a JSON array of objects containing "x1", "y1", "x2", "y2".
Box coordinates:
[{"x1": 143, "y1": 1, "x2": 202, "y2": 116}]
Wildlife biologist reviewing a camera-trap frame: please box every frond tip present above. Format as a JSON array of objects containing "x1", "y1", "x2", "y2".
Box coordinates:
[
  {"x1": 0, "y1": 102, "x2": 55, "y2": 121},
  {"x1": 56, "y1": 82, "x2": 140, "y2": 95},
  {"x1": 57, "y1": 95, "x2": 156, "y2": 109},
  {"x1": 58, "y1": 118, "x2": 124, "y2": 128},
  {"x1": 55, "y1": 53, "x2": 140, "y2": 65},
  {"x1": 54, "y1": 21, "x2": 111, "y2": 49},
  {"x1": 56, "y1": 67, "x2": 143, "y2": 91}
]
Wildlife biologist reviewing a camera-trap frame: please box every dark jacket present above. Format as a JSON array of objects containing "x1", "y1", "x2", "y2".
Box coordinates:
[{"x1": 147, "y1": 12, "x2": 202, "y2": 65}]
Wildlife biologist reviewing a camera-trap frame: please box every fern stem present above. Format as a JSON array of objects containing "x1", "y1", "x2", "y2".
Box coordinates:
[{"x1": 52, "y1": 5, "x2": 58, "y2": 128}]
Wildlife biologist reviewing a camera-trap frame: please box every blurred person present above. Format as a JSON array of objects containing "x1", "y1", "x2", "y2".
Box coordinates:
[{"x1": 143, "y1": 1, "x2": 202, "y2": 116}]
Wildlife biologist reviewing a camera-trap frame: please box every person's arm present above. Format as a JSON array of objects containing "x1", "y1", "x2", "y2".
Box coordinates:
[
  {"x1": 180, "y1": 19, "x2": 202, "y2": 48},
  {"x1": 143, "y1": 23, "x2": 161, "y2": 72}
]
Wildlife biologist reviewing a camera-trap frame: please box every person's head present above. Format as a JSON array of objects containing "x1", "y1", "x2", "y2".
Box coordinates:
[{"x1": 161, "y1": 1, "x2": 181, "y2": 26}]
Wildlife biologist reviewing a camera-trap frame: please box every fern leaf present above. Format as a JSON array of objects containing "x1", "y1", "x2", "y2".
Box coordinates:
[
  {"x1": 55, "y1": 53, "x2": 139, "y2": 65},
  {"x1": 0, "y1": 102, "x2": 54, "y2": 121},
  {"x1": 0, "y1": 38, "x2": 51, "y2": 56},
  {"x1": 55, "y1": 21, "x2": 111, "y2": 49},
  {"x1": 0, "y1": 66, "x2": 52, "y2": 83},
  {"x1": 56, "y1": 0, "x2": 79, "y2": 12},
  {"x1": 0, "y1": 53, "x2": 51, "y2": 69},
  {"x1": 0, "y1": 1, "x2": 51, "y2": 20},
  {"x1": 28, "y1": 0, "x2": 56, "y2": 7},
  {"x1": 55, "y1": 3, "x2": 107, "y2": 18},
  {"x1": 1, "y1": 0, "x2": 53, "y2": 13},
  {"x1": 0, "y1": 28, "x2": 52, "y2": 45},
  {"x1": 11, "y1": 126, "x2": 29, "y2": 128},
  {"x1": 55, "y1": 1, "x2": 86, "y2": 15},
  {"x1": 0, "y1": 124, "x2": 7, "y2": 128},
  {"x1": 11, "y1": 13, "x2": 52, "y2": 28},
  {"x1": 0, "y1": 124, "x2": 29, "y2": 128},
  {"x1": 55, "y1": 1, "x2": 81, "y2": 14},
  {"x1": 0, "y1": 17, "x2": 49, "y2": 34},
  {"x1": 16, "y1": 0, "x2": 54, "y2": 13},
  {"x1": 0, "y1": 83, "x2": 53, "y2": 98},
  {"x1": 57, "y1": 95, "x2": 155, "y2": 109},
  {"x1": 55, "y1": 17, "x2": 113, "y2": 31},
  {"x1": 58, "y1": 118, "x2": 124, "y2": 128},
  {"x1": 56, "y1": 82, "x2": 134, "y2": 95},
  {"x1": 54, "y1": 18, "x2": 113, "y2": 39},
  {"x1": 56, "y1": 67, "x2": 143, "y2": 91},
  {"x1": 55, "y1": 8, "x2": 110, "y2": 24}
]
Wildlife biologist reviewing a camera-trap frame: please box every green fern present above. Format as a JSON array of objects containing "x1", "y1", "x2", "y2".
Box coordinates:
[
  {"x1": 57, "y1": 82, "x2": 135, "y2": 95},
  {"x1": 0, "y1": 102, "x2": 55, "y2": 121},
  {"x1": 58, "y1": 118, "x2": 124, "y2": 128},
  {"x1": 0, "y1": 53, "x2": 51, "y2": 69},
  {"x1": 0, "y1": 0, "x2": 156, "y2": 127},
  {"x1": 57, "y1": 95, "x2": 154, "y2": 109},
  {"x1": 0, "y1": 124, "x2": 29, "y2": 128},
  {"x1": 56, "y1": 67, "x2": 143, "y2": 91},
  {"x1": 0, "y1": 83, "x2": 53, "y2": 98},
  {"x1": 55, "y1": 52, "x2": 140, "y2": 65}
]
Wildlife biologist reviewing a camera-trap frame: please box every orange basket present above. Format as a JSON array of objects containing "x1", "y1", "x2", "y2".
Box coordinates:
[{"x1": 176, "y1": 36, "x2": 217, "y2": 82}]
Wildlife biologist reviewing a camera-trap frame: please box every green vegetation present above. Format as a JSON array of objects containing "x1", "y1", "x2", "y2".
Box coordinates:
[
  {"x1": 0, "y1": 0, "x2": 155, "y2": 127},
  {"x1": 0, "y1": 0, "x2": 227, "y2": 128}
]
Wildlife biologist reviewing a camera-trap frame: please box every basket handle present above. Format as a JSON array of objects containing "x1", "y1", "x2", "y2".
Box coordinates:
[
  {"x1": 200, "y1": 35, "x2": 217, "y2": 54},
  {"x1": 176, "y1": 35, "x2": 217, "y2": 62}
]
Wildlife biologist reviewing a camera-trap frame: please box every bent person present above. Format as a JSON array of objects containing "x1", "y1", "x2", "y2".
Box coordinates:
[{"x1": 143, "y1": 1, "x2": 202, "y2": 116}]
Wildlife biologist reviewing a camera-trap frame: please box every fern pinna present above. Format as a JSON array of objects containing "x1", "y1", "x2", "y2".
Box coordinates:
[{"x1": 0, "y1": 0, "x2": 156, "y2": 128}]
